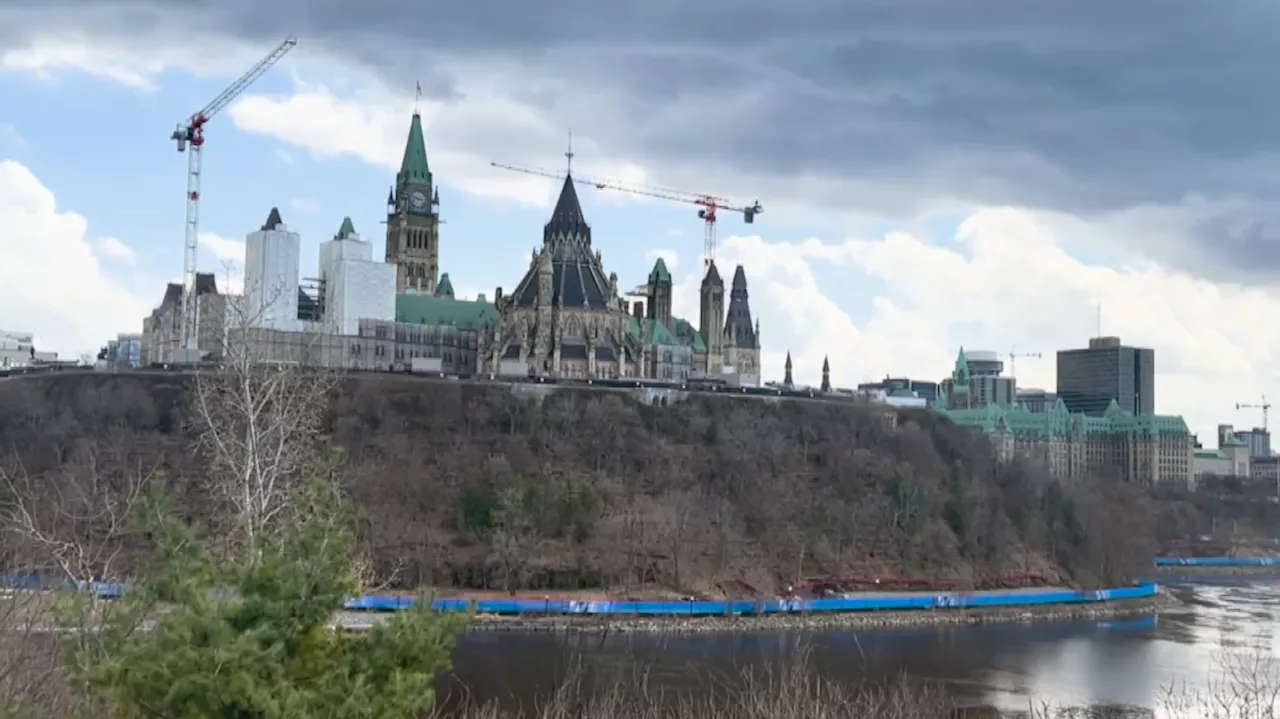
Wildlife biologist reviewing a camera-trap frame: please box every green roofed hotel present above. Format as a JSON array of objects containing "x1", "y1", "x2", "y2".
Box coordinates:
[{"x1": 937, "y1": 347, "x2": 1193, "y2": 487}]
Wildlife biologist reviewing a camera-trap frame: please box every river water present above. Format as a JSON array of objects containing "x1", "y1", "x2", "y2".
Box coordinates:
[{"x1": 444, "y1": 574, "x2": 1280, "y2": 716}]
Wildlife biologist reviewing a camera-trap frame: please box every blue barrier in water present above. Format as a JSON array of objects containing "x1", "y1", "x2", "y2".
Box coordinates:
[
  {"x1": 1, "y1": 571, "x2": 1157, "y2": 617},
  {"x1": 343, "y1": 581, "x2": 1159, "y2": 616},
  {"x1": 1155, "y1": 556, "x2": 1280, "y2": 567}
]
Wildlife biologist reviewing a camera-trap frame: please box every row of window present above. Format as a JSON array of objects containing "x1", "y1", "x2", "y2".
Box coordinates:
[
  {"x1": 404, "y1": 264, "x2": 434, "y2": 279},
  {"x1": 406, "y1": 228, "x2": 434, "y2": 251}
]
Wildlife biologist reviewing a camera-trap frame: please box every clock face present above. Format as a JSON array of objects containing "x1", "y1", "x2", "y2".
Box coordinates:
[{"x1": 409, "y1": 190, "x2": 427, "y2": 210}]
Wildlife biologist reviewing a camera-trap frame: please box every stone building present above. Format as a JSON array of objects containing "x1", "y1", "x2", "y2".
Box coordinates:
[
  {"x1": 1192, "y1": 434, "x2": 1251, "y2": 488},
  {"x1": 631, "y1": 258, "x2": 699, "y2": 381},
  {"x1": 719, "y1": 265, "x2": 761, "y2": 383},
  {"x1": 483, "y1": 175, "x2": 638, "y2": 378},
  {"x1": 481, "y1": 174, "x2": 763, "y2": 383},
  {"x1": 141, "y1": 273, "x2": 231, "y2": 364},
  {"x1": 937, "y1": 349, "x2": 1193, "y2": 487},
  {"x1": 384, "y1": 112, "x2": 441, "y2": 293},
  {"x1": 359, "y1": 274, "x2": 497, "y2": 375}
]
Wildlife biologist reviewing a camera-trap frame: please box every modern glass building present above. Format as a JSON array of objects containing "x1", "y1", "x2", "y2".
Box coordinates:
[{"x1": 1056, "y1": 336, "x2": 1154, "y2": 416}]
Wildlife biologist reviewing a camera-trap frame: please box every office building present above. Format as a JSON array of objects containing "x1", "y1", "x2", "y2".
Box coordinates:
[
  {"x1": 1016, "y1": 388, "x2": 1058, "y2": 413},
  {"x1": 1056, "y1": 336, "x2": 1154, "y2": 416},
  {"x1": 940, "y1": 348, "x2": 1016, "y2": 409},
  {"x1": 858, "y1": 377, "x2": 940, "y2": 406}
]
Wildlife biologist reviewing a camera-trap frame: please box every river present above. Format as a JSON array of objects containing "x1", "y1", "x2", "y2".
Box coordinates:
[{"x1": 442, "y1": 574, "x2": 1280, "y2": 716}]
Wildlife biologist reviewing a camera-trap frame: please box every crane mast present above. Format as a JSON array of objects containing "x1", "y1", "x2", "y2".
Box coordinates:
[
  {"x1": 172, "y1": 36, "x2": 297, "y2": 357},
  {"x1": 490, "y1": 161, "x2": 761, "y2": 268},
  {"x1": 1007, "y1": 347, "x2": 1041, "y2": 379}
]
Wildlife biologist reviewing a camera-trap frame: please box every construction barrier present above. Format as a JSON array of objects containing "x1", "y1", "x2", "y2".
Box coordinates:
[
  {"x1": 0, "y1": 572, "x2": 1157, "y2": 616},
  {"x1": 344, "y1": 581, "x2": 1159, "y2": 616},
  {"x1": 1155, "y1": 556, "x2": 1280, "y2": 567}
]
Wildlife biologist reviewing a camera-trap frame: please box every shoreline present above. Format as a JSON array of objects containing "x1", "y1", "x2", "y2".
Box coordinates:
[{"x1": 335, "y1": 590, "x2": 1177, "y2": 635}]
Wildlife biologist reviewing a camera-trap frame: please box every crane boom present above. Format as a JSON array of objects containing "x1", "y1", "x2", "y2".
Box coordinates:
[
  {"x1": 1007, "y1": 347, "x2": 1042, "y2": 379},
  {"x1": 1236, "y1": 394, "x2": 1272, "y2": 431},
  {"x1": 490, "y1": 161, "x2": 761, "y2": 268},
  {"x1": 171, "y1": 36, "x2": 297, "y2": 358}
]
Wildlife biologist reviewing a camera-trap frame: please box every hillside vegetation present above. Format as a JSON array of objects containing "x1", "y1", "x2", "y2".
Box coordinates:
[{"x1": 0, "y1": 373, "x2": 1156, "y2": 596}]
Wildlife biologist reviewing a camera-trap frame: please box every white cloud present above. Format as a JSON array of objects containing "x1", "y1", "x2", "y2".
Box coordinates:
[
  {"x1": 644, "y1": 248, "x2": 679, "y2": 273},
  {"x1": 669, "y1": 208, "x2": 1280, "y2": 444},
  {"x1": 198, "y1": 232, "x2": 245, "y2": 263},
  {"x1": 94, "y1": 236, "x2": 136, "y2": 264},
  {"x1": 0, "y1": 160, "x2": 148, "y2": 357},
  {"x1": 0, "y1": 32, "x2": 298, "y2": 92},
  {"x1": 288, "y1": 197, "x2": 319, "y2": 212}
]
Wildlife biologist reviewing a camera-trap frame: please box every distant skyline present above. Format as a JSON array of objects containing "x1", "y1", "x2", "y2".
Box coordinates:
[{"x1": 5, "y1": 1, "x2": 1280, "y2": 444}]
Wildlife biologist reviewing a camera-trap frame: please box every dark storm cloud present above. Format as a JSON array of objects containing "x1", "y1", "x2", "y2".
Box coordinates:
[{"x1": 7, "y1": 0, "x2": 1280, "y2": 276}]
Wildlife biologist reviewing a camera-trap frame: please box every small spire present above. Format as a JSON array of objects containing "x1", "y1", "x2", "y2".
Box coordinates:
[
  {"x1": 784, "y1": 351, "x2": 793, "y2": 388},
  {"x1": 337, "y1": 216, "x2": 356, "y2": 239},
  {"x1": 261, "y1": 207, "x2": 283, "y2": 231},
  {"x1": 821, "y1": 355, "x2": 831, "y2": 393},
  {"x1": 565, "y1": 128, "x2": 574, "y2": 174}
]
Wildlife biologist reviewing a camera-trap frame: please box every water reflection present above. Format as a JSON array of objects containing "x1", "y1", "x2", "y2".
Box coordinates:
[{"x1": 446, "y1": 578, "x2": 1280, "y2": 715}]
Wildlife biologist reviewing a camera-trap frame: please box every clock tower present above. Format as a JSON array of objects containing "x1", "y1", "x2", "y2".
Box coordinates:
[{"x1": 385, "y1": 112, "x2": 441, "y2": 293}]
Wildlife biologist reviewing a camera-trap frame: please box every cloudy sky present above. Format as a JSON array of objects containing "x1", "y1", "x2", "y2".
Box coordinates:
[{"x1": 3, "y1": 0, "x2": 1280, "y2": 443}]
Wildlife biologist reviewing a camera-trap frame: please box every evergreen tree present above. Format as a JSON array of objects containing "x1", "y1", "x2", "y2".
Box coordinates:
[{"x1": 61, "y1": 477, "x2": 467, "y2": 719}]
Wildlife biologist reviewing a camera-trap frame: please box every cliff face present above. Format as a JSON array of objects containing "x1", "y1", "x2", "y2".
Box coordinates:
[{"x1": 0, "y1": 373, "x2": 1156, "y2": 595}]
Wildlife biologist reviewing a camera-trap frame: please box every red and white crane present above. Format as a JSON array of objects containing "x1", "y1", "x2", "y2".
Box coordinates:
[
  {"x1": 490, "y1": 161, "x2": 761, "y2": 269},
  {"x1": 171, "y1": 36, "x2": 297, "y2": 354}
]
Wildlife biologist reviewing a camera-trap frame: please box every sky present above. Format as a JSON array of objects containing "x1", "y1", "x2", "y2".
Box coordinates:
[{"x1": 3, "y1": 1, "x2": 1280, "y2": 445}]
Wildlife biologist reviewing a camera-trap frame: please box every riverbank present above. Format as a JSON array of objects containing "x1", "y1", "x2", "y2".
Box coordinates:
[{"x1": 335, "y1": 589, "x2": 1177, "y2": 634}]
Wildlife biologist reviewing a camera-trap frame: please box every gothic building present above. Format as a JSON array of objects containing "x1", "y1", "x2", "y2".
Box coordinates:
[
  {"x1": 384, "y1": 112, "x2": 441, "y2": 293},
  {"x1": 481, "y1": 172, "x2": 763, "y2": 383},
  {"x1": 483, "y1": 175, "x2": 638, "y2": 378},
  {"x1": 719, "y1": 265, "x2": 761, "y2": 380}
]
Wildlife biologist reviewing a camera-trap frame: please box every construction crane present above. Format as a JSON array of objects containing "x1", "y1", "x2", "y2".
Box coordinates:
[
  {"x1": 1008, "y1": 347, "x2": 1041, "y2": 379},
  {"x1": 490, "y1": 161, "x2": 761, "y2": 268},
  {"x1": 171, "y1": 36, "x2": 297, "y2": 355},
  {"x1": 1236, "y1": 394, "x2": 1272, "y2": 431}
]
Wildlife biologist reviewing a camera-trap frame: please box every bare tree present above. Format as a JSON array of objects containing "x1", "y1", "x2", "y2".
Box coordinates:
[
  {"x1": 0, "y1": 441, "x2": 147, "y2": 588},
  {"x1": 191, "y1": 280, "x2": 338, "y2": 551}
]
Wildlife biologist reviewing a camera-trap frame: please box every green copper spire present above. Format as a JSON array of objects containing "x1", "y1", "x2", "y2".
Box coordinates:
[
  {"x1": 648, "y1": 257, "x2": 672, "y2": 283},
  {"x1": 435, "y1": 272, "x2": 455, "y2": 298},
  {"x1": 397, "y1": 112, "x2": 431, "y2": 186},
  {"x1": 953, "y1": 347, "x2": 970, "y2": 384},
  {"x1": 336, "y1": 216, "x2": 356, "y2": 239}
]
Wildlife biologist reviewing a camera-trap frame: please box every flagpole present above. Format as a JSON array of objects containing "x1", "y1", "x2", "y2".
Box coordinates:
[{"x1": 414, "y1": 81, "x2": 422, "y2": 114}]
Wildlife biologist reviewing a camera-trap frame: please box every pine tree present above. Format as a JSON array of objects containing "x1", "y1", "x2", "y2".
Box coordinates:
[{"x1": 61, "y1": 477, "x2": 467, "y2": 719}]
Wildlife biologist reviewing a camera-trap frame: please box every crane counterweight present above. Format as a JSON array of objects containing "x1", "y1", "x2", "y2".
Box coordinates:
[{"x1": 172, "y1": 36, "x2": 296, "y2": 358}]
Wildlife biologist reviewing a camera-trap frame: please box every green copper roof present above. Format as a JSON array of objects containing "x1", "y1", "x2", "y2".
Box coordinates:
[
  {"x1": 649, "y1": 258, "x2": 672, "y2": 283},
  {"x1": 435, "y1": 273, "x2": 455, "y2": 299},
  {"x1": 337, "y1": 217, "x2": 356, "y2": 239},
  {"x1": 397, "y1": 113, "x2": 431, "y2": 186},
  {"x1": 941, "y1": 397, "x2": 1190, "y2": 439},
  {"x1": 1222, "y1": 435, "x2": 1248, "y2": 447},
  {"x1": 627, "y1": 315, "x2": 706, "y2": 352},
  {"x1": 1195, "y1": 449, "x2": 1226, "y2": 459},
  {"x1": 396, "y1": 292, "x2": 495, "y2": 331},
  {"x1": 952, "y1": 347, "x2": 970, "y2": 384}
]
